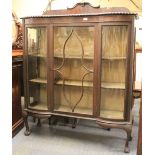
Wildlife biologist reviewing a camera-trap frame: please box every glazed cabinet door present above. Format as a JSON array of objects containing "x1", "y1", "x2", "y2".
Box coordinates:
[
  {"x1": 52, "y1": 26, "x2": 94, "y2": 115},
  {"x1": 100, "y1": 24, "x2": 130, "y2": 120},
  {"x1": 26, "y1": 27, "x2": 48, "y2": 111}
]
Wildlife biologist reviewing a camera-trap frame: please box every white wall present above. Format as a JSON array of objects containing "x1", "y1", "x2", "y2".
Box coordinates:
[
  {"x1": 12, "y1": 0, "x2": 48, "y2": 18},
  {"x1": 136, "y1": 53, "x2": 142, "y2": 81},
  {"x1": 13, "y1": 0, "x2": 142, "y2": 18},
  {"x1": 12, "y1": 0, "x2": 83, "y2": 18},
  {"x1": 135, "y1": 16, "x2": 142, "y2": 82}
]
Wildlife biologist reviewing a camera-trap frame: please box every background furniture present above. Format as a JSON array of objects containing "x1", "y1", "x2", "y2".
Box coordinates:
[
  {"x1": 132, "y1": 44, "x2": 142, "y2": 155},
  {"x1": 133, "y1": 48, "x2": 142, "y2": 99},
  {"x1": 133, "y1": 48, "x2": 142, "y2": 155},
  {"x1": 12, "y1": 54, "x2": 24, "y2": 137},
  {"x1": 22, "y1": 2, "x2": 137, "y2": 152},
  {"x1": 12, "y1": 12, "x2": 24, "y2": 137}
]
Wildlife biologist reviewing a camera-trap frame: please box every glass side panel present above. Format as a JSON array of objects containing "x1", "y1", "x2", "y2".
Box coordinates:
[
  {"x1": 102, "y1": 26, "x2": 128, "y2": 58},
  {"x1": 100, "y1": 25, "x2": 129, "y2": 119},
  {"x1": 53, "y1": 26, "x2": 94, "y2": 115},
  {"x1": 27, "y1": 27, "x2": 48, "y2": 110}
]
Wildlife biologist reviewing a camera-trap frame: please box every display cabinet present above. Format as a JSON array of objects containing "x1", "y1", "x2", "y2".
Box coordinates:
[{"x1": 22, "y1": 2, "x2": 136, "y2": 153}]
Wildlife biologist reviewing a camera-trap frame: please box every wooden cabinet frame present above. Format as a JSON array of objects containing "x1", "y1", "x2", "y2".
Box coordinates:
[{"x1": 22, "y1": 2, "x2": 137, "y2": 153}]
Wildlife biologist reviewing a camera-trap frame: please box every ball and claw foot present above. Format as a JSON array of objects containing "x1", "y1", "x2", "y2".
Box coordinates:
[
  {"x1": 106, "y1": 128, "x2": 111, "y2": 131},
  {"x1": 124, "y1": 146, "x2": 130, "y2": 153},
  {"x1": 24, "y1": 130, "x2": 31, "y2": 136},
  {"x1": 124, "y1": 137, "x2": 130, "y2": 153},
  {"x1": 129, "y1": 136, "x2": 132, "y2": 141},
  {"x1": 72, "y1": 124, "x2": 76, "y2": 128}
]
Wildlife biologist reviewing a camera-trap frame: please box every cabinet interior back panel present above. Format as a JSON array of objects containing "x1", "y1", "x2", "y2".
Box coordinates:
[
  {"x1": 102, "y1": 25, "x2": 128, "y2": 58},
  {"x1": 28, "y1": 83, "x2": 47, "y2": 109},
  {"x1": 54, "y1": 85, "x2": 93, "y2": 115},
  {"x1": 54, "y1": 27, "x2": 94, "y2": 58},
  {"x1": 101, "y1": 60, "x2": 126, "y2": 83}
]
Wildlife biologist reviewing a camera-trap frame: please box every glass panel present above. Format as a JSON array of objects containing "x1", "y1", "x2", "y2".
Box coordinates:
[
  {"x1": 100, "y1": 89, "x2": 125, "y2": 119},
  {"x1": 53, "y1": 26, "x2": 94, "y2": 115},
  {"x1": 27, "y1": 28, "x2": 47, "y2": 57},
  {"x1": 27, "y1": 27, "x2": 48, "y2": 110},
  {"x1": 100, "y1": 25, "x2": 129, "y2": 119},
  {"x1": 102, "y1": 26, "x2": 128, "y2": 58}
]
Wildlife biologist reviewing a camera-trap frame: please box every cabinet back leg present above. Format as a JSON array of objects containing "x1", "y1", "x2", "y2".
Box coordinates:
[
  {"x1": 37, "y1": 118, "x2": 41, "y2": 127},
  {"x1": 48, "y1": 117, "x2": 51, "y2": 125}
]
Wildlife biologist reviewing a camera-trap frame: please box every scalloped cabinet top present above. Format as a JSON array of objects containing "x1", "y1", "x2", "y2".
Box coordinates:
[{"x1": 21, "y1": 2, "x2": 137, "y2": 19}]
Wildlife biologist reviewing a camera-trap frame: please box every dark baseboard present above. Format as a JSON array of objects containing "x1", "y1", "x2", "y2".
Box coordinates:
[{"x1": 12, "y1": 118, "x2": 24, "y2": 137}]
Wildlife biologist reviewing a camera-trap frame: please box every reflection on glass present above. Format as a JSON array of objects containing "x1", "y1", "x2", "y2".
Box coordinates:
[
  {"x1": 28, "y1": 28, "x2": 47, "y2": 57},
  {"x1": 53, "y1": 26, "x2": 94, "y2": 115},
  {"x1": 27, "y1": 27, "x2": 48, "y2": 110},
  {"x1": 100, "y1": 25, "x2": 129, "y2": 119}
]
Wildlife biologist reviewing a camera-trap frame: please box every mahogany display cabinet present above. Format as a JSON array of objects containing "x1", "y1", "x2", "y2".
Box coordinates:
[{"x1": 22, "y1": 3, "x2": 137, "y2": 153}]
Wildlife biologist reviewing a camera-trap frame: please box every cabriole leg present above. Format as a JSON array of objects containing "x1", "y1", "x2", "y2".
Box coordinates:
[
  {"x1": 124, "y1": 128, "x2": 132, "y2": 153},
  {"x1": 23, "y1": 111, "x2": 31, "y2": 136},
  {"x1": 96, "y1": 120, "x2": 133, "y2": 153}
]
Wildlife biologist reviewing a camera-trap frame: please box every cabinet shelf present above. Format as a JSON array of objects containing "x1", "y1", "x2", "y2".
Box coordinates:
[
  {"x1": 55, "y1": 80, "x2": 125, "y2": 89},
  {"x1": 54, "y1": 105, "x2": 92, "y2": 115},
  {"x1": 28, "y1": 53, "x2": 46, "y2": 58},
  {"x1": 100, "y1": 110, "x2": 124, "y2": 119},
  {"x1": 29, "y1": 103, "x2": 48, "y2": 110},
  {"x1": 101, "y1": 82, "x2": 125, "y2": 89},
  {"x1": 55, "y1": 80, "x2": 93, "y2": 87},
  {"x1": 102, "y1": 57, "x2": 126, "y2": 60},
  {"x1": 54, "y1": 55, "x2": 94, "y2": 60},
  {"x1": 29, "y1": 78, "x2": 47, "y2": 84}
]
